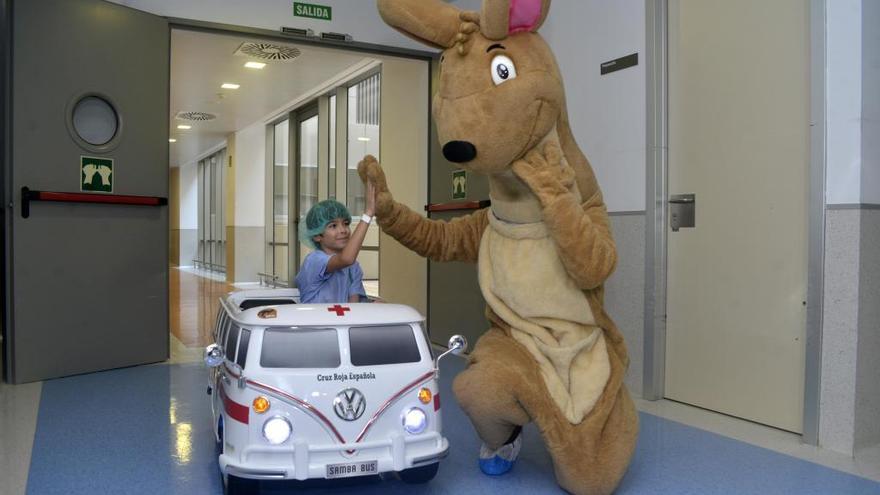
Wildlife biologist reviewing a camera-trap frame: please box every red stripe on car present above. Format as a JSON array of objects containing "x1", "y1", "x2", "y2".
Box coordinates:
[
  {"x1": 434, "y1": 393, "x2": 441, "y2": 411},
  {"x1": 220, "y1": 385, "x2": 249, "y2": 424}
]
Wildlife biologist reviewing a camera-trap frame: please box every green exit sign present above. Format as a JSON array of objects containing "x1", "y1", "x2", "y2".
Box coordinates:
[{"x1": 294, "y1": 2, "x2": 331, "y2": 21}]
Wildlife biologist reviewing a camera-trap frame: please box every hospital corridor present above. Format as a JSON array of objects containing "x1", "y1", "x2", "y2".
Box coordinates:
[{"x1": 2, "y1": 0, "x2": 880, "y2": 494}]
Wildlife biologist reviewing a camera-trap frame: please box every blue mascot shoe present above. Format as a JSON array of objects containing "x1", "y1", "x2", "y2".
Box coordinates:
[{"x1": 478, "y1": 431, "x2": 522, "y2": 476}]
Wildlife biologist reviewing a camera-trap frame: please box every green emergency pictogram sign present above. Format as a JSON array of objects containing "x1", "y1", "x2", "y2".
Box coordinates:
[
  {"x1": 294, "y1": 2, "x2": 331, "y2": 20},
  {"x1": 81, "y1": 156, "x2": 113, "y2": 193},
  {"x1": 452, "y1": 169, "x2": 467, "y2": 200}
]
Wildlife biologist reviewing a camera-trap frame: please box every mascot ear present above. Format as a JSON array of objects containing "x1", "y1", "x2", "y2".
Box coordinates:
[
  {"x1": 376, "y1": 0, "x2": 463, "y2": 49},
  {"x1": 481, "y1": 0, "x2": 551, "y2": 40}
]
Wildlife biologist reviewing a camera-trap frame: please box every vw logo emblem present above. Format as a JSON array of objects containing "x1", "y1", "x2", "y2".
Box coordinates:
[{"x1": 333, "y1": 388, "x2": 366, "y2": 421}]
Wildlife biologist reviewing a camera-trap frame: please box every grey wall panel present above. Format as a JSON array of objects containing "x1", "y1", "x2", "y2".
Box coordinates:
[
  {"x1": 819, "y1": 208, "x2": 860, "y2": 454},
  {"x1": 233, "y1": 226, "x2": 264, "y2": 283},
  {"x1": 426, "y1": 220, "x2": 487, "y2": 348},
  {"x1": 856, "y1": 209, "x2": 880, "y2": 450},
  {"x1": 605, "y1": 213, "x2": 646, "y2": 398}
]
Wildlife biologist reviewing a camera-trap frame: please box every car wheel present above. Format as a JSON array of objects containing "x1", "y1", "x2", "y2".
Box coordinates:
[
  {"x1": 224, "y1": 474, "x2": 259, "y2": 495},
  {"x1": 216, "y1": 416, "x2": 224, "y2": 451},
  {"x1": 398, "y1": 462, "x2": 439, "y2": 484}
]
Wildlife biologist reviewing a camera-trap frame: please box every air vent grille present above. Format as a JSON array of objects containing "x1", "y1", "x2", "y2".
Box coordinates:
[
  {"x1": 176, "y1": 111, "x2": 217, "y2": 122},
  {"x1": 234, "y1": 42, "x2": 301, "y2": 61}
]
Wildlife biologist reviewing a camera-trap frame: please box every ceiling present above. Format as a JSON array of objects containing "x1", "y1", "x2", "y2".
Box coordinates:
[{"x1": 170, "y1": 29, "x2": 373, "y2": 167}]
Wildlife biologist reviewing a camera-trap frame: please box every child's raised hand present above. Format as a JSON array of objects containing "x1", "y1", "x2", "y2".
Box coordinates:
[{"x1": 365, "y1": 180, "x2": 377, "y2": 217}]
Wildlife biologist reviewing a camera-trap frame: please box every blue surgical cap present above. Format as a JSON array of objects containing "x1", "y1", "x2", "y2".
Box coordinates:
[{"x1": 298, "y1": 200, "x2": 352, "y2": 249}]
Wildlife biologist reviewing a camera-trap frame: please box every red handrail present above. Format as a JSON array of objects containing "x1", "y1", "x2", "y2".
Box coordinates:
[
  {"x1": 21, "y1": 187, "x2": 167, "y2": 218},
  {"x1": 425, "y1": 200, "x2": 490, "y2": 213}
]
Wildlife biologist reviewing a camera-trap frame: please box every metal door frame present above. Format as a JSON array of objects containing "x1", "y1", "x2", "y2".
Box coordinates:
[
  {"x1": 0, "y1": 0, "x2": 9, "y2": 381},
  {"x1": 169, "y1": 18, "x2": 432, "y2": 300},
  {"x1": 291, "y1": 103, "x2": 319, "y2": 284},
  {"x1": 643, "y1": 0, "x2": 826, "y2": 445}
]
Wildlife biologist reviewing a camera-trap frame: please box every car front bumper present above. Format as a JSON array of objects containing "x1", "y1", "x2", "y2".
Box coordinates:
[{"x1": 220, "y1": 432, "x2": 449, "y2": 481}]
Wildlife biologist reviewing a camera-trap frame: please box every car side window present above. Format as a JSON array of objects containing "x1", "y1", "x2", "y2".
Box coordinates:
[
  {"x1": 349, "y1": 325, "x2": 422, "y2": 366},
  {"x1": 213, "y1": 311, "x2": 223, "y2": 342},
  {"x1": 225, "y1": 323, "x2": 240, "y2": 362},
  {"x1": 217, "y1": 313, "x2": 229, "y2": 347},
  {"x1": 236, "y1": 329, "x2": 250, "y2": 368}
]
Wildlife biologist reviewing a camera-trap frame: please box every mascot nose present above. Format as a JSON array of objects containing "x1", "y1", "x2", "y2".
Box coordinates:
[{"x1": 442, "y1": 141, "x2": 477, "y2": 163}]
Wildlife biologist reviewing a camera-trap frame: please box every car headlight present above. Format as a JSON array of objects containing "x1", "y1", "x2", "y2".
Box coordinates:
[
  {"x1": 262, "y1": 416, "x2": 292, "y2": 445},
  {"x1": 403, "y1": 407, "x2": 427, "y2": 434}
]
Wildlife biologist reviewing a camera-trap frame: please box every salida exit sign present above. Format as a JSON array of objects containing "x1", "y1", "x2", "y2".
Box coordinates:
[{"x1": 294, "y1": 2, "x2": 331, "y2": 21}]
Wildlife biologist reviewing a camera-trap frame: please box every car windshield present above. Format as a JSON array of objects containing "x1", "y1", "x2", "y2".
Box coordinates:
[
  {"x1": 260, "y1": 327, "x2": 340, "y2": 368},
  {"x1": 349, "y1": 325, "x2": 422, "y2": 366}
]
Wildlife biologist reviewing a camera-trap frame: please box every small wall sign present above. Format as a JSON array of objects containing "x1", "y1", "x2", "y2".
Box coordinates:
[
  {"x1": 294, "y1": 2, "x2": 332, "y2": 21},
  {"x1": 81, "y1": 156, "x2": 113, "y2": 193},
  {"x1": 600, "y1": 53, "x2": 639, "y2": 75},
  {"x1": 452, "y1": 169, "x2": 467, "y2": 200}
]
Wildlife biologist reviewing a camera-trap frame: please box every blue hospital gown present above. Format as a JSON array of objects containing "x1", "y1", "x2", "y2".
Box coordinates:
[{"x1": 295, "y1": 250, "x2": 367, "y2": 304}]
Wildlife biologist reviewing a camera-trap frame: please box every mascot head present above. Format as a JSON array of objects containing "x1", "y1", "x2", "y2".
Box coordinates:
[{"x1": 378, "y1": 0, "x2": 563, "y2": 175}]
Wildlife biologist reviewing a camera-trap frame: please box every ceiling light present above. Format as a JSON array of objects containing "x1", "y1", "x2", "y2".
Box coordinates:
[
  {"x1": 244, "y1": 61, "x2": 266, "y2": 69},
  {"x1": 169, "y1": 138, "x2": 177, "y2": 143},
  {"x1": 177, "y1": 125, "x2": 191, "y2": 130},
  {"x1": 357, "y1": 137, "x2": 371, "y2": 142},
  {"x1": 221, "y1": 83, "x2": 240, "y2": 89}
]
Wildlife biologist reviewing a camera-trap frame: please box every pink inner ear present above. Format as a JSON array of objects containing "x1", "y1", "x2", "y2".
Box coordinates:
[{"x1": 508, "y1": 0, "x2": 543, "y2": 34}]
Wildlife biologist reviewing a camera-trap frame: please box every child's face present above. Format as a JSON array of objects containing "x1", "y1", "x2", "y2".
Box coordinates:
[{"x1": 314, "y1": 217, "x2": 351, "y2": 252}]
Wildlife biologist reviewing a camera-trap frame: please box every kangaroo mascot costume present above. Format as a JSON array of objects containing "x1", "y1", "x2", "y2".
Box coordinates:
[{"x1": 359, "y1": 1, "x2": 638, "y2": 493}]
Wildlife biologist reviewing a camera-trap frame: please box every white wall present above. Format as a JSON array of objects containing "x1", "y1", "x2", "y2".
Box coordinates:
[
  {"x1": 542, "y1": 0, "x2": 647, "y2": 213},
  {"x1": 113, "y1": 0, "x2": 480, "y2": 52},
  {"x1": 234, "y1": 122, "x2": 266, "y2": 227},
  {"x1": 179, "y1": 161, "x2": 198, "y2": 230},
  {"x1": 863, "y1": 0, "x2": 880, "y2": 204},
  {"x1": 827, "y1": 0, "x2": 863, "y2": 205}
]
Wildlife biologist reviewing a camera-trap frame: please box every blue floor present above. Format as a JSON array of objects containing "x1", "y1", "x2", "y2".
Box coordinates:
[{"x1": 27, "y1": 358, "x2": 880, "y2": 495}]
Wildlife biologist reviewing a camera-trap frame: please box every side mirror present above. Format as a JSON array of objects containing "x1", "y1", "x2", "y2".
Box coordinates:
[
  {"x1": 448, "y1": 335, "x2": 468, "y2": 355},
  {"x1": 204, "y1": 344, "x2": 224, "y2": 368},
  {"x1": 435, "y1": 334, "x2": 468, "y2": 369}
]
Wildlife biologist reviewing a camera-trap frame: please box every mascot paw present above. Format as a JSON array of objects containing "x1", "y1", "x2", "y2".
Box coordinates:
[
  {"x1": 512, "y1": 141, "x2": 577, "y2": 200},
  {"x1": 357, "y1": 154, "x2": 394, "y2": 218},
  {"x1": 478, "y1": 432, "x2": 522, "y2": 476}
]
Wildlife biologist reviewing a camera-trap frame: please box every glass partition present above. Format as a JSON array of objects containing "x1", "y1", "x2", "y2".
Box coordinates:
[{"x1": 267, "y1": 119, "x2": 289, "y2": 285}]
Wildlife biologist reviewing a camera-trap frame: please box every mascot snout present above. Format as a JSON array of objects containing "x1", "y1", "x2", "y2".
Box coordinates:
[{"x1": 442, "y1": 141, "x2": 477, "y2": 163}]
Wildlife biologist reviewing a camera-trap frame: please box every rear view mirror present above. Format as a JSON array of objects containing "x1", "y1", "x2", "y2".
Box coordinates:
[
  {"x1": 434, "y1": 334, "x2": 468, "y2": 370},
  {"x1": 447, "y1": 335, "x2": 468, "y2": 355},
  {"x1": 204, "y1": 343, "x2": 224, "y2": 368}
]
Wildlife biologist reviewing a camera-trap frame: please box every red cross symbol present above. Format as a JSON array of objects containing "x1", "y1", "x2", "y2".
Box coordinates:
[{"x1": 327, "y1": 305, "x2": 350, "y2": 316}]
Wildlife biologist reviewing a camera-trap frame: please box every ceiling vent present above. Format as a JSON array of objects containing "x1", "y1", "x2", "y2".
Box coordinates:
[
  {"x1": 175, "y1": 111, "x2": 217, "y2": 122},
  {"x1": 234, "y1": 42, "x2": 302, "y2": 62}
]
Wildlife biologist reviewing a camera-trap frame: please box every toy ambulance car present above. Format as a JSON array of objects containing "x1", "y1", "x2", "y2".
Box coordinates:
[{"x1": 204, "y1": 288, "x2": 466, "y2": 494}]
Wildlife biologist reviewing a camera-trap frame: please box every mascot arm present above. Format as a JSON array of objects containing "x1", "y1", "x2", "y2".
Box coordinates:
[
  {"x1": 542, "y1": 191, "x2": 617, "y2": 290},
  {"x1": 513, "y1": 143, "x2": 617, "y2": 290},
  {"x1": 358, "y1": 155, "x2": 489, "y2": 263}
]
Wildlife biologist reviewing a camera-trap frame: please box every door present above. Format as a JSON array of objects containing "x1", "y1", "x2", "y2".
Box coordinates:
[
  {"x1": 665, "y1": 0, "x2": 809, "y2": 432},
  {"x1": 5, "y1": 0, "x2": 169, "y2": 383}
]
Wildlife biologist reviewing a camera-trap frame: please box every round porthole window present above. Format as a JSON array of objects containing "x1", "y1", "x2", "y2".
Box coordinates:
[{"x1": 71, "y1": 96, "x2": 119, "y2": 146}]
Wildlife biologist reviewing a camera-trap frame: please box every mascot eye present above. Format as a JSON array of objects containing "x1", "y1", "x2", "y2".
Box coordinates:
[{"x1": 490, "y1": 55, "x2": 517, "y2": 86}]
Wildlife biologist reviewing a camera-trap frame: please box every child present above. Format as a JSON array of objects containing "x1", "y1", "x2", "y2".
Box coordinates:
[{"x1": 295, "y1": 182, "x2": 376, "y2": 304}]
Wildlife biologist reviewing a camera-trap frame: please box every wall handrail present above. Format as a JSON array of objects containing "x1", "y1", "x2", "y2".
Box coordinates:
[
  {"x1": 424, "y1": 200, "x2": 491, "y2": 213},
  {"x1": 21, "y1": 187, "x2": 167, "y2": 218}
]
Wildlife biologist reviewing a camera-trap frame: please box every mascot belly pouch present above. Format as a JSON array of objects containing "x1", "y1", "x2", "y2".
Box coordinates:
[{"x1": 360, "y1": 1, "x2": 638, "y2": 493}]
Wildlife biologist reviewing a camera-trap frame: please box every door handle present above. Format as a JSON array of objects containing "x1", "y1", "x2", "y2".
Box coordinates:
[{"x1": 669, "y1": 194, "x2": 696, "y2": 232}]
